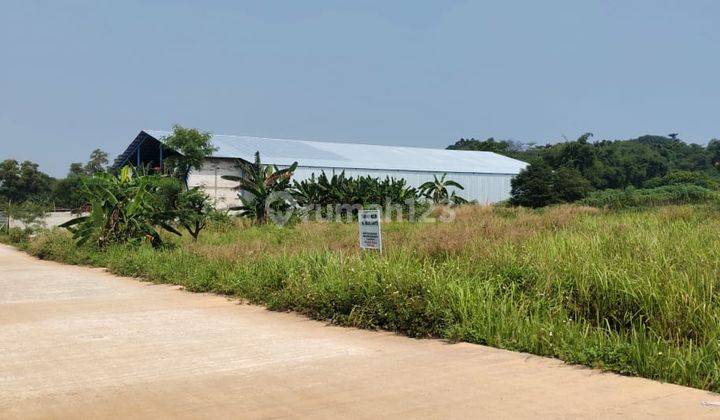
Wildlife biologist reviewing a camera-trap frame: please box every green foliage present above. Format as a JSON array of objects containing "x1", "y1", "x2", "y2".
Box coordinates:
[
  {"x1": 553, "y1": 167, "x2": 593, "y2": 202},
  {"x1": 148, "y1": 176, "x2": 183, "y2": 221},
  {"x1": 84, "y1": 149, "x2": 109, "y2": 175},
  {"x1": 0, "y1": 151, "x2": 109, "y2": 210},
  {"x1": 68, "y1": 162, "x2": 85, "y2": 176},
  {"x1": 161, "y1": 124, "x2": 217, "y2": 183},
  {"x1": 580, "y1": 185, "x2": 720, "y2": 209},
  {"x1": 51, "y1": 174, "x2": 89, "y2": 210},
  {"x1": 644, "y1": 170, "x2": 719, "y2": 189},
  {"x1": 707, "y1": 139, "x2": 720, "y2": 168},
  {"x1": 418, "y1": 173, "x2": 466, "y2": 204},
  {"x1": 510, "y1": 163, "x2": 592, "y2": 207},
  {"x1": 0, "y1": 159, "x2": 54, "y2": 204},
  {"x1": 60, "y1": 166, "x2": 181, "y2": 248},
  {"x1": 448, "y1": 133, "x2": 720, "y2": 207},
  {"x1": 447, "y1": 137, "x2": 532, "y2": 160},
  {"x1": 5, "y1": 227, "x2": 27, "y2": 243},
  {"x1": 222, "y1": 152, "x2": 298, "y2": 224},
  {"x1": 176, "y1": 187, "x2": 213, "y2": 240},
  {"x1": 291, "y1": 171, "x2": 423, "y2": 219}
]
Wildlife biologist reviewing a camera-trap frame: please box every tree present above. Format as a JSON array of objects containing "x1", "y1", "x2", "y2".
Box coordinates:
[
  {"x1": 0, "y1": 159, "x2": 21, "y2": 202},
  {"x1": 51, "y1": 151, "x2": 109, "y2": 210},
  {"x1": 69, "y1": 162, "x2": 85, "y2": 176},
  {"x1": 51, "y1": 174, "x2": 89, "y2": 211},
  {"x1": 553, "y1": 167, "x2": 593, "y2": 202},
  {"x1": 447, "y1": 137, "x2": 530, "y2": 160},
  {"x1": 222, "y1": 152, "x2": 298, "y2": 224},
  {"x1": 510, "y1": 162, "x2": 593, "y2": 207},
  {"x1": 0, "y1": 159, "x2": 54, "y2": 204},
  {"x1": 510, "y1": 162, "x2": 558, "y2": 208},
  {"x1": 448, "y1": 133, "x2": 720, "y2": 194},
  {"x1": 707, "y1": 139, "x2": 720, "y2": 169},
  {"x1": 161, "y1": 124, "x2": 217, "y2": 186},
  {"x1": 419, "y1": 174, "x2": 465, "y2": 204},
  {"x1": 176, "y1": 188, "x2": 212, "y2": 241},
  {"x1": 84, "y1": 149, "x2": 109, "y2": 175}
]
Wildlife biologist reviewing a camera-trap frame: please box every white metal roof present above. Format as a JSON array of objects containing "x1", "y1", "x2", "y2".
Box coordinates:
[{"x1": 145, "y1": 130, "x2": 527, "y2": 175}]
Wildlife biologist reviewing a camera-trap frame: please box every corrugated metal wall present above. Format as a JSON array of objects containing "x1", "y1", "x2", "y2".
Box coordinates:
[
  {"x1": 189, "y1": 158, "x2": 516, "y2": 208},
  {"x1": 290, "y1": 167, "x2": 514, "y2": 204}
]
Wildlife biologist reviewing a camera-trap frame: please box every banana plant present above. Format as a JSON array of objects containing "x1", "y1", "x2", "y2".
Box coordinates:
[
  {"x1": 419, "y1": 174, "x2": 466, "y2": 204},
  {"x1": 60, "y1": 166, "x2": 181, "y2": 248},
  {"x1": 222, "y1": 152, "x2": 298, "y2": 224}
]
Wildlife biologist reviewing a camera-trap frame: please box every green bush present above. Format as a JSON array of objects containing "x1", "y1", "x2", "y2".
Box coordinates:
[
  {"x1": 60, "y1": 167, "x2": 181, "y2": 248},
  {"x1": 580, "y1": 185, "x2": 720, "y2": 209},
  {"x1": 292, "y1": 171, "x2": 424, "y2": 219},
  {"x1": 644, "y1": 170, "x2": 720, "y2": 190},
  {"x1": 510, "y1": 163, "x2": 593, "y2": 208},
  {"x1": 6, "y1": 227, "x2": 28, "y2": 243}
]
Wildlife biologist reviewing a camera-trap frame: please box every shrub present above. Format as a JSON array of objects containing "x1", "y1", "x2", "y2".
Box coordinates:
[
  {"x1": 644, "y1": 171, "x2": 720, "y2": 190},
  {"x1": 510, "y1": 163, "x2": 592, "y2": 207},
  {"x1": 292, "y1": 171, "x2": 424, "y2": 220},
  {"x1": 176, "y1": 187, "x2": 213, "y2": 241},
  {"x1": 60, "y1": 166, "x2": 181, "y2": 247},
  {"x1": 580, "y1": 185, "x2": 720, "y2": 209},
  {"x1": 6, "y1": 227, "x2": 27, "y2": 243}
]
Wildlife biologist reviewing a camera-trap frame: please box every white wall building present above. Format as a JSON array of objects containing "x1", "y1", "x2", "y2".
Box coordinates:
[{"x1": 115, "y1": 130, "x2": 527, "y2": 208}]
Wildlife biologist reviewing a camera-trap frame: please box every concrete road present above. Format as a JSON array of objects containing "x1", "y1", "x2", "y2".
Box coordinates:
[{"x1": 1, "y1": 245, "x2": 718, "y2": 419}]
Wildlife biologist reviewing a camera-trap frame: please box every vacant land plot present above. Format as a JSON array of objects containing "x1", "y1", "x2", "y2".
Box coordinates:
[
  {"x1": 1, "y1": 244, "x2": 718, "y2": 418},
  {"x1": 4, "y1": 204, "x2": 720, "y2": 392}
]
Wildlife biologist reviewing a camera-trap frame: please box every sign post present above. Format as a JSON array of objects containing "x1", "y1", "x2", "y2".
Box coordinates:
[{"x1": 358, "y1": 209, "x2": 382, "y2": 252}]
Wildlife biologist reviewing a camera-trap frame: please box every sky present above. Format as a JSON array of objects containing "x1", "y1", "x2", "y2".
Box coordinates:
[{"x1": 1, "y1": 0, "x2": 719, "y2": 177}]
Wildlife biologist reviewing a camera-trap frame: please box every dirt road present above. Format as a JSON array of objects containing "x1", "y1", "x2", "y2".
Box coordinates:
[{"x1": 0, "y1": 244, "x2": 717, "y2": 419}]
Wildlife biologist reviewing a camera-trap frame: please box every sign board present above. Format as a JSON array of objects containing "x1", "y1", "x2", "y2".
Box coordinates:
[
  {"x1": 0, "y1": 211, "x2": 7, "y2": 232},
  {"x1": 358, "y1": 209, "x2": 382, "y2": 251}
]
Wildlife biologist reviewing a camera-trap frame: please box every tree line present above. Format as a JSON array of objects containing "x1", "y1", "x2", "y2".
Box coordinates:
[
  {"x1": 0, "y1": 149, "x2": 110, "y2": 209},
  {"x1": 448, "y1": 133, "x2": 720, "y2": 207}
]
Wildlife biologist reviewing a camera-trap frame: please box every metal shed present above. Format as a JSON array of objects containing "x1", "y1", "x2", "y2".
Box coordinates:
[{"x1": 116, "y1": 130, "x2": 527, "y2": 207}]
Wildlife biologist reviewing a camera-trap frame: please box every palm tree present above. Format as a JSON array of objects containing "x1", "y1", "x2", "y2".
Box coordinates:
[
  {"x1": 419, "y1": 174, "x2": 466, "y2": 204},
  {"x1": 221, "y1": 152, "x2": 298, "y2": 224}
]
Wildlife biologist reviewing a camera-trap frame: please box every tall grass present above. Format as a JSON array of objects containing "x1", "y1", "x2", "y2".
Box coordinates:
[{"x1": 5, "y1": 204, "x2": 720, "y2": 391}]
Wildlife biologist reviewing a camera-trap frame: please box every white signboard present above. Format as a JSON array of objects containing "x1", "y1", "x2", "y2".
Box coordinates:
[{"x1": 358, "y1": 209, "x2": 382, "y2": 251}]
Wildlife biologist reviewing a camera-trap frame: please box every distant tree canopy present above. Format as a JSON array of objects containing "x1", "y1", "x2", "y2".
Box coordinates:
[
  {"x1": 449, "y1": 134, "x2": 720, "y2": 207},
  {"x1": 85, "y1": 149, "x2": 109, "y2": 175},
  {"x1": 68, "y1": 148, "x2": 109, "y2": 177},
  {"x1": 0, "y1": 148, "x2": 111, "y2": 210},
  {"x1": 447, "y1": 137, "x2": 532, "y2": 160},
  {"x1": 0, "y1": 159, "x2": 54, "y2": 203}
]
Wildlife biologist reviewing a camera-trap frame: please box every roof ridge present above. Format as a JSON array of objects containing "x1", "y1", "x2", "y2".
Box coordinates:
[
  {"x1": 146, "y1": 129, "x2": 501, "y2": 155},
  {"x1": 141, "y1": 130, "x2": 528, "y2": 174}
]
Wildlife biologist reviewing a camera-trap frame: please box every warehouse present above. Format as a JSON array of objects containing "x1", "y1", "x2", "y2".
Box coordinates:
[{"x1": 115, "y1": 130, "x2": 527, "y2": 207}]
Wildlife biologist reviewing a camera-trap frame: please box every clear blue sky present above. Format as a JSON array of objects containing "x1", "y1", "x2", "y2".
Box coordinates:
[{"x1": 2, "y1": 0, "x2": 719, "y2": 176}]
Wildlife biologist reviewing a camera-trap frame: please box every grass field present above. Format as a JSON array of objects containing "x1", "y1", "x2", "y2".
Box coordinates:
[{"x1": 4, "y1": 204, "x2": 720, "y2": 391}]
